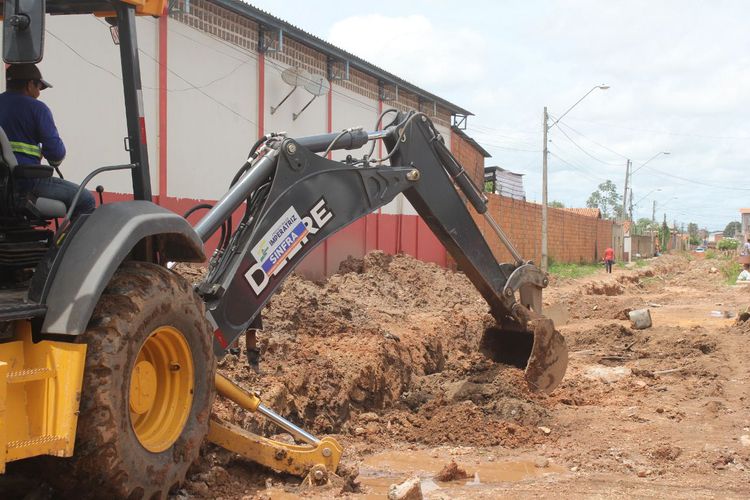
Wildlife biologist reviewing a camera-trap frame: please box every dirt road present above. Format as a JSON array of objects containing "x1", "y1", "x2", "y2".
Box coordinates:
[{"x1": 178, "y1": 252, "x2": 750, "y2": 499}]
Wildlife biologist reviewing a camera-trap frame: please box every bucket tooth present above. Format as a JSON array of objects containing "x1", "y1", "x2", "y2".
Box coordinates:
[{"x1": 524, "y1": 317, "x2": 568, "y2": 394}]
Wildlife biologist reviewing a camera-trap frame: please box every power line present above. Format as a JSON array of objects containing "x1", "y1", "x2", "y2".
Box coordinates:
[
  {"x1": 556, "y1": 120, "x2": 629, "y2": 160},
  {"x1": 547, "y1": 150, "x2": 607, "y2": 184},
  {"x1": 644, "y1": 165, "x2": 750, "y2": 191},
  {"x1": 565, "y1": 116, "x2": 750, "y2": 141},
  {"x1": 50, "y1": 25, "x2": 258, "y2": 125},
  {"x1": 548, "y1": 113, "x2": 623, "y2": 166},
  {"x1": 553, "y1": 126, "x2": 623, "y2": 166},
  {"x1": 467, "y1": 123, "x2": 538, "y2": 140}
]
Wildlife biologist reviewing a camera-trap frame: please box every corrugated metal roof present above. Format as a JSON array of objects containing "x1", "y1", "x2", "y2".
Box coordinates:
[
  {"x1": 452, "y1": 127, "x2": 491, "y2": 157},
  {"x1": 484, "y1": 166, "x2": 524, "y2": 176},
  {"x1": 212, "y1": 0, "x2": 473, "y2": 117}
]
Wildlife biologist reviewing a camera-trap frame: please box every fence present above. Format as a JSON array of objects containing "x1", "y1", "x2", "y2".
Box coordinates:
[{"x1": 470, "y1": 194, "x2": 614, "y2": 265}]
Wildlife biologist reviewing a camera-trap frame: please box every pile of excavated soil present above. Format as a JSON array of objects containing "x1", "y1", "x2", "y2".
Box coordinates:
[{"x1": 206, "y1": 251, "x2": 550, "y2": 448}]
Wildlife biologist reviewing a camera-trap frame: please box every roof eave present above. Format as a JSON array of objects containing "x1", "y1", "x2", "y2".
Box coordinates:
[{"x1": 211, "y1": 0, "x2": 473, "y2": 117}]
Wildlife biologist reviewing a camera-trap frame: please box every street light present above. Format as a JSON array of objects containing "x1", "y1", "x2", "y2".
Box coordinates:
[
  {"x1": 542, "y1": 84, "x2": 609, "y2": 271},
  {"x1": 632, "y1": 188, "x2": 662, "y2": 208},
  {"x1": 623, "y1": 151, "x2": 670, "y2": 224},
  {"x1": 631, "y1": 151, "x2": 670, "y2": 176}
]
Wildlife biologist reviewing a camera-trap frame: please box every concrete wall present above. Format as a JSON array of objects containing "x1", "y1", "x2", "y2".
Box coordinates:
[
  {"x1": 629, "y1": 235, "x2": 655, "y2": 259},
  {"x1": 166, "y1": 18, "x2": 258, "y2": 200}
]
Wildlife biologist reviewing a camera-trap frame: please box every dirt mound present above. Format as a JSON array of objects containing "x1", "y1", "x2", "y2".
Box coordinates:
[
  {"x1": 210, "y1": 251, "x2": 549, "y2": 446},
  {"x1": 585, "y1": 281, "x2": 625, "y2": 296}
]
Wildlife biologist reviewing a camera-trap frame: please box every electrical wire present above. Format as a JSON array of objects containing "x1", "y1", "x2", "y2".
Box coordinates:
[
  {"x1": 58, "y1": 16, "x2": 459, "y2": 135},
  {"x1": 564, "y1": 116, "x2": 750, "y2": 141},
  {"x1": 555, "y1": 120, "x2": 629, "y2": 161},
  {"x1": 550, "y1": 117, "x2": 623, "y2": 166},
  {"x1": 642, "y1": 165, "x2": 750, "y2": 191},
  {"x1": 547, "y1": 151, "x2": 609, "y2": 184}
]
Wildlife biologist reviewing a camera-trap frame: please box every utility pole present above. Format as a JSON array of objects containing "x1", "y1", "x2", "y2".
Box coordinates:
[
  {"x1": 621, "y1": 159, "x2": 631, "y2": 222},
  {"x1": 651, "y1": 200, "x2": 657, "y2": 256},
  {"x1": 539, "y1": 85, "x2": 609, "y2": 271},
  {"x1": 541, "y1": 107, "x2": 549, "y2": 271}
]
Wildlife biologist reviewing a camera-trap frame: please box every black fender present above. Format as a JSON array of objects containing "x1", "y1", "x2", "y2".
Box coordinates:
[{"x1": 40, "y1": 201, "x2": 205, "y2": 335}]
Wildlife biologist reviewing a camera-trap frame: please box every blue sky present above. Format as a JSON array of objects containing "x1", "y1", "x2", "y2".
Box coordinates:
[{"x1": 247, "y1": 0, "x2": 750, "y2": 231}]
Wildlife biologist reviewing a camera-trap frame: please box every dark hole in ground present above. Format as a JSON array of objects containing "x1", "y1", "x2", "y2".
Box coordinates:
[{"x1": 478, "y1": 326, "x2": 534, "y2": 370}]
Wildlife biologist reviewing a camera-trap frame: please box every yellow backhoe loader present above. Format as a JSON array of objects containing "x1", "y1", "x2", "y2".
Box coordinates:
[{"x1": 0, "y1": 1, "x2": 567, "y2": 498}]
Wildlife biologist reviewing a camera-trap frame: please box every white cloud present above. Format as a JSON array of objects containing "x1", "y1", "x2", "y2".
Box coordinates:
[
  {"x1": 249, "y1": 0, "x2": 750, "y2": 229},
  {"x1": 327, "y1": 14, "x2": 487, "y2": 91}
]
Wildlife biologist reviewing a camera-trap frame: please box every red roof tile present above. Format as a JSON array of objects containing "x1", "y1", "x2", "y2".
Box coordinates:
[{"x1": 561, "y1": 207, "x2": 602, "y2": 218}]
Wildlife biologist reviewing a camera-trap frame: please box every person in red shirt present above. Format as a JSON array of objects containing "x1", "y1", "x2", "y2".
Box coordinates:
[{"x1": 604, "y1": 246, "x2": 615, "y2": 273}]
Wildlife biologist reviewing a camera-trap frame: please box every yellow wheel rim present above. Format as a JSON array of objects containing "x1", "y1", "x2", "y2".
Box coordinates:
[{"x1": 129, "y1": 326, "x2": 194, "y2": 452}]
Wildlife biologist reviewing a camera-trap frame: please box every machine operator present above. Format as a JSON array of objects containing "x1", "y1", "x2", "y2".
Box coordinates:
[{"x1": 0, "y1": 63, "x2": 95, "y2": 217}]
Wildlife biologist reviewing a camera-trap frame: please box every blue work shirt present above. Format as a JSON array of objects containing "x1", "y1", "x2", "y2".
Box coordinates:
[{"x1": 0, "y1": 90, "x2": 66, "y2": 165}]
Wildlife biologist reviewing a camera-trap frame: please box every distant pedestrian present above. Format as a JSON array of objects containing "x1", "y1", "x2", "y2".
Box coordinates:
[
  {"x1": 604, "y1": 246, "x2": 615, "y2": 273},
  {"x1": 740, "y1": 238, "x2": 750, "y2": 257}
]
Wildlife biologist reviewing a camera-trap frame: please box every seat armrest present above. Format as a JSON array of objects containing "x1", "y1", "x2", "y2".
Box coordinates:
[{"x1": 13, "y1": 165, "x2": 54, "y2": 179}]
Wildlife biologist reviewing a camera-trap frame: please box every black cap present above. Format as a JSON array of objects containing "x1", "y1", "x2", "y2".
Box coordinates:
[{"x1": 6, "y1": 63, "x2": 52, "y2": 90}]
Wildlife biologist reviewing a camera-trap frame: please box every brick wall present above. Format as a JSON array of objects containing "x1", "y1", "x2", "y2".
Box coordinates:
[
  {"x1": 450, "y1": 129, "x2": 486, "y2": 191},
  {"x1": 471, "y1": 194, "x2": 614, "y2": 265}
]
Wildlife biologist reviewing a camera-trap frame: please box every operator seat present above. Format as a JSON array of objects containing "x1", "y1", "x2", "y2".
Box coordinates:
[{"x1": 0, "y1": 126, "x2": 66, "y2": 219}]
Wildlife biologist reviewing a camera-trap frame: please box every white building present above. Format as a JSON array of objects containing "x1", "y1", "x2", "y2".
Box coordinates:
[
  {"x1": 484, "y1": 166, "x2": 526, "y2": 200},
  {"x1": 2, "y1": 0, "x2": 486, "y2": 277}
]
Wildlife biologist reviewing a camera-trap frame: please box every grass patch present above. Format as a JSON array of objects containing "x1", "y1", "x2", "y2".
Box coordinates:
[
  {"x1": 548, "y1": 261, "x2": 602, "y2": 279},
  {"x1": 721, "y1": 260, "x2": 741, "y2": 285},
  {"x1": 705, "y1": 249, "x2": 717, "y2": 259}
]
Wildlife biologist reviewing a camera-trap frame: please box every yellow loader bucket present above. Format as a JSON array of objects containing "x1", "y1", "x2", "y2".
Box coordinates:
[{"x1": 0, "y1": 321, "x2": 86, "y2": 473}]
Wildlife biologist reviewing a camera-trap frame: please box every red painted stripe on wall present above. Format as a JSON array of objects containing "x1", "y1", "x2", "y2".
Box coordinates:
[
  {"x1": 323, "y1": 83, "x2": 333, "y2": 275},
  {"x1": 258, "y1": 52, "x2": 265, "y2": 137},
  {"x1": 100, "y1": 193, "x2": 449, "y2": 280},
  {"x1": 158, "y1": 8, "x2": 168, "y2": 204}
]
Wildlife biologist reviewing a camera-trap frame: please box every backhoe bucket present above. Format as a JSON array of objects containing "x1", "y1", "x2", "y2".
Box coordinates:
[{"x1": 479, "y1": 317, "x2": 568, "y2": 394}]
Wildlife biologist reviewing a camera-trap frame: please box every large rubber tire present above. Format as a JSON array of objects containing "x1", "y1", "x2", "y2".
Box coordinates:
[{"x1": 55, "y1": 262, "x2": 216, "y2": 499}]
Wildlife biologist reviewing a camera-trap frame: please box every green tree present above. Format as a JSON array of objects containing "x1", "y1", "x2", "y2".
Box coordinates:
[
  {"x1": 659, "y1": 216, "x2": 670, "y2": 252},
  {"x1": 550, "y1": 200, "x2": 565, "y2": 208},
  {"x1": 586, "y1": 180, "x2": 622, "y2": 220},
  {"x1": 634, "y1": 217, "x2": 657, "y2": 235},
  {"x1": 687, "y1": 222, "x2": 699, "y2": 238},
  {"x1": 718, "y1": 239, "x2": 739, "y2": 250},
  {"x1": 724, "y1": 221, "x2": 742, "y2": 237}
]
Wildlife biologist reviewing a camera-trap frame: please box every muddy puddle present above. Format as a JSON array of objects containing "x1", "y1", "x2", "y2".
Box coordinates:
[{"x1": 358, "y1": 448, "x2": 563, "y2": 497}]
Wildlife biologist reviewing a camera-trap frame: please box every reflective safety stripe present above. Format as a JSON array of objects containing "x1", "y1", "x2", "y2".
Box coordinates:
[{"x1": 9, "y1": 141, "x2": 42, "y2": 158}]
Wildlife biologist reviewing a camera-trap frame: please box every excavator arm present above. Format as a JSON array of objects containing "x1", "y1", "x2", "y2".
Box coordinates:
[{"x1": 193, "y1": 111, "x2": 567, "y2": 394}]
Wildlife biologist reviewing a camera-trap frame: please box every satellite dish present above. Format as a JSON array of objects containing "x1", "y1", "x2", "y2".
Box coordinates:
[
  {"x1": 293, "y1": 73, "x2": 330, "y2": 121},
  {"x1": 281, "y1": 66, "x2": 310, "y2": 87},
  {"x1": 302, "y1": 74, "x2": 331, "y2": 97},
  {"x1": 271, "y1": 67, "x2": 311, "y2": 114}
]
